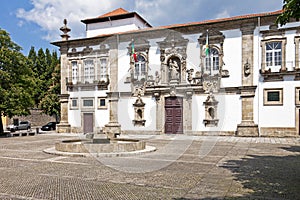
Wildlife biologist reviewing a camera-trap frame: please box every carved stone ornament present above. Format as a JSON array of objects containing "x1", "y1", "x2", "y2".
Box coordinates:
[
  {"x1": 203, "y1": 79, "x2": 219, "y2": 93},
  {"x1": 203, "y1": 93, "x2": 219, "y2": 127},
  {"x1": 244, "y1": 59, "x2": 251, "y2": 77},
  {"x1": 132, "y1": 94, "x2": 146, "y2": 126}
]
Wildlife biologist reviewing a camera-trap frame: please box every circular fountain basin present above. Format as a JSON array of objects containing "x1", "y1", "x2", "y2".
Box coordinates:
[{"x1": 55, "y1": 138, "x2": 146, "y2": 154}]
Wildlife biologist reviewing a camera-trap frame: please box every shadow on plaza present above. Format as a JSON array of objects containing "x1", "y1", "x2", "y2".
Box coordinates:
[
  {"x1": 174, "y1": 146, "x2": 300, "y2": 200},
  {"x1": 223, "y1": 146, "x2": 300, "y2": 199}
]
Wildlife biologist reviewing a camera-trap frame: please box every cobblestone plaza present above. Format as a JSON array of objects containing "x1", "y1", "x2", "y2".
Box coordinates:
[{"x1": 0, "y1": 133, "x2": 299, "y2": 199}]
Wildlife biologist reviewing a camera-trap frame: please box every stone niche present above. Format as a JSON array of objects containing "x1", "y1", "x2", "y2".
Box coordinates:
[
  {"x1": 203, "y1": 93, "x2": 219, "y2": 127},
  {"x1": 132, "y1": 95, "x2": 146, "y2": 126}
]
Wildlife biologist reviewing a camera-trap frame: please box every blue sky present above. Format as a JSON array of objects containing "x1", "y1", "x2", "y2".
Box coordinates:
[{"x1": 1, "y1": 0, "x2": 283, "y2": 55}]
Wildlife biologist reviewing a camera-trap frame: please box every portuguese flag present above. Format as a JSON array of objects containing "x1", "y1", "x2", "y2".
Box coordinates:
[
  {"x1": 131, "y1": 41, "x2": 138, "y2": 62},
  {"x1": 205, "y1": 30, "x2": 210, "y2": 56}
]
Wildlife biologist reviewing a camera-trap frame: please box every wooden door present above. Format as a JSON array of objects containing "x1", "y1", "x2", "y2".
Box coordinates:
[
  {"x1": 83, "y1": 113, "x2": 93, "y2": 133},
  {"x1": 165, "y1": 97, "x2": 183, "y2": 134}
]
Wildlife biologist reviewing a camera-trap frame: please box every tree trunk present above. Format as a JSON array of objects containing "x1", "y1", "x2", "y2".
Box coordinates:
[{"x1": 0, "y1": 113, "x2": 4, "y2": 134}]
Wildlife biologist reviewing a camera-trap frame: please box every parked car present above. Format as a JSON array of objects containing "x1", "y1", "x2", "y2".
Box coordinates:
[
  {"x1": 7, "y1": 121, "x2": 31, "y2": 132},
  {"x1": 41, "y1": 122, "x2": 57, "y2": 131}
]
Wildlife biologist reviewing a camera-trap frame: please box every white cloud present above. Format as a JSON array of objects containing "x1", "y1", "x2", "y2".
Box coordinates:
[
  {"x1": 16, "y1": 0, "x2": 124, "y2": 41},
  {"x1": 215, "y1": 9, "x2": 230, "y2": 19},
  {"x1": 15, "y1": 0, "x2": 283, "y2": 42}
]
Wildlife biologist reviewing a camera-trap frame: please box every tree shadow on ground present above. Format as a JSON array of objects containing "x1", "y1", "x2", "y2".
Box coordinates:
[
  {"x1": 174, "y1": 146, "x2": 300, "y2": 200},
  {"x1": 220, "y1": 146, "x2": 300, "y2": 199}
]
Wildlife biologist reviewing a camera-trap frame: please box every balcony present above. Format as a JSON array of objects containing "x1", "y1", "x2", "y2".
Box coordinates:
[
  {"x1": 66, "y1": 75, "x2": 109, "y2": 91},
  {"x1": 260, "y1": 61, "x2": 300, "y2": 82}
]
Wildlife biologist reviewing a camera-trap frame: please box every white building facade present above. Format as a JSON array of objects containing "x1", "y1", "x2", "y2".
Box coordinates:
[{"x1": 53, "y1": 8, "x2": 300, "y2": 137}]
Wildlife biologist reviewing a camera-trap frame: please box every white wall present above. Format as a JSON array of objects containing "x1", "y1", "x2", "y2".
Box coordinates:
[
  {"x1": 192, "y1": 94, "x2": 241, "y2": 132},
  {"x1": 258, "y1": 80, "x2": 300, "y2": 127},
  {"x1": 86, "y1": 17, "x2": 150, "y2": 37},
  {"x1": 118, "y1": 97, "x2": 156, "y2": 131},
  {"x1": 68, "y1": 90, "x2": 109, "y2": 128},
  {"x1": 117, "y1": 42, "x2": 131, "y2": 92},
  {"x1": 221, "y1": 29, "x2": 242, "y2": 87}
]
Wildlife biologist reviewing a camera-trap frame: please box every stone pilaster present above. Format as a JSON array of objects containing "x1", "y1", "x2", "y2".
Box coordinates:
[
  {"x1": 103, "y1": 92, "x2": 121, "y2": 137},
  {"x1": 57, "y1": 48, "x2": 71, "y2": 133},
  {"x1": 241, "y1": 24, "x2": 255, "y2": 86},
  {"x1": 183, "y1": 91, "x2": 193, "y2": 133},
  {"x1": 236, "y1": 87, "x2": 258, "y2": 136},
  {"x1": 57, "y1": 94, "x2": 71, "y2": 133},
  {"x1": 236, "y1": 25, "x2": 259, "y2": 136},
  {"x1": 103, "y1": 39, "x2": 121, "y2": 137},
  {"x1": 154, "y1": 92, "x2": 164, "y2": 134}
]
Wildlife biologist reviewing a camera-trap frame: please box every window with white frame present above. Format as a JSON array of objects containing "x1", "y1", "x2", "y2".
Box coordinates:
[
  {"x1": 99, "y1": 58, "x2": 107, "y2": 80},
  {"x1": 264, "y1": 88, "x2": 283, "y2": 106},
  {"x1": 205, "y1": 48, "x2": 219, "y2": 73},
  {"x1": 84, "y1": 59, "x2": 95, "y2": 83},
  {"x1": 70, "y1": 98, "x2": 78, "y2": 109},
  {"x1": 71, "y1": 61, "x2": 78, "y2": 84},
  {"x1": 134, "y1": 54, "x2": 146, "y2": 79},
  {"x1": 266, "y1": 42, "x2": 282, "y2": 67}
]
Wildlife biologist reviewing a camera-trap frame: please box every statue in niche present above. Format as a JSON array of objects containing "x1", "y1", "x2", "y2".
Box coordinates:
[{"x1": 169, "y1": 59, "x2": 179, "y2": 80}]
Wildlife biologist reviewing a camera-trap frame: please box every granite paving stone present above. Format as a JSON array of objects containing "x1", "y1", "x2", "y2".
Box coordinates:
[{"x1": 0, "y1": 133, "x2": 298, "y2": 199}]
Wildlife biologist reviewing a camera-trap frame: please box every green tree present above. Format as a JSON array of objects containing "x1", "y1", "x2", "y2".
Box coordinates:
[
  {"x1": 0, "y1": 29, "x2": 35, "y2": 134},
  {"x1": 39, "y1": 54, "x2": 60, "y2": 122},
  {"x1": 276, "y1": 0, "x2": 300, "y2": 25}
]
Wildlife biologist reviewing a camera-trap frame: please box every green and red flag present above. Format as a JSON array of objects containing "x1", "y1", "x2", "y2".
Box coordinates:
[
  {"x1": 131, "y1": 40, "x2": 138, "y2": 62},
  {"x1": 205, "y1": 30, "x2": 210, "y2": 56}
]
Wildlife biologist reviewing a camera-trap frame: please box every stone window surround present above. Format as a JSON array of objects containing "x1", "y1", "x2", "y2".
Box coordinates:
[
  {"x1": 294, "y1": 36, "x2": 300, "y2": 69},
  {"x1": 82, "y1": 98, "x2": 94, "y2": 109},
  {"x1": 295, "y1": 87, "x2": 300, "y2": 105},
  {"x1": 97, "y1": 97, "x2": 107, "y2": 109},
  {"x1": 263, "y1": 88, "x2": 283, "y2": 106},
  {"x1": 202, "y1": 45, "x2": 222, "y2": 74},
  {"x1": 261, "y1": 38, "x2": 287, "y2": 73},
  {"x1": 68, "y1": 54, "x2": 109, "y2": 84},
  {"x1": 70, "y1": 98, "x2": 79, "y2": 110}
]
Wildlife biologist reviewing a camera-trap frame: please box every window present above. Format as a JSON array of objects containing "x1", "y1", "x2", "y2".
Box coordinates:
[
  {"x1": 261, "y1": 38, "x2": 286, "y2": 74},
  {"x1": 97, "y1": 97, "x2": 107, "y2": 109},
  {"x1": 266, "y1": 42, "x2": 282, "y2": 67},
  {"x1": 99, "y1": 58, "x2": 107, "y2": 80},
  {"x1": 295, "y1": 87, "x2": 300, "y2": 105},
  {"x1": 84, "y1": 59, "x2": 94, "y2": 83},
  {"x1": 70, "y1": 98, "x2": 78, "y2": 109},
  {"x1": 134, "y1": 55, "x2": 146, "y2": 79},
  {"x1": 71, "y1": 61, "x2": 78, "y2": 84},
  {"x1": 83, "y1": 99, "x2": 94, "y2": 107},
  {"x1": 205, "y1": 48, "x2": 219, "y2": 74},
  {"x1": 264, "y1": 88, "x2": 283, "y2": 106}
]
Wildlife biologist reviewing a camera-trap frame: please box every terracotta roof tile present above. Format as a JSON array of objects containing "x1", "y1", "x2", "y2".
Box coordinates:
[
  {"x1": 158, "y1": 10, "x2": 283, "y2": 29},
  {"x1": 99, "y1": 8, "x2": 128, "y2": 18}
]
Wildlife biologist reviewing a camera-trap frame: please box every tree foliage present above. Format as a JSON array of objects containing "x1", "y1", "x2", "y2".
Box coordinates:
[
  {"x1": 38, "y1": 52, "x2": 61, "y2": 121},
  {"x1": 276, "y1": 0, "x2": 300, "y2": 25},
  {"x1": 0, "y1": 29, "x2": 35, "y2": 133},
  {"x1": 27, "y1": 47, "x2": 61, "y2": 121}
]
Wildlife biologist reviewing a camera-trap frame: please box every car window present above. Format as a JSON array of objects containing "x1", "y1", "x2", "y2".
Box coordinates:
[{"x1": 20, "y1": 122, "x2": 28, "y2": 124}]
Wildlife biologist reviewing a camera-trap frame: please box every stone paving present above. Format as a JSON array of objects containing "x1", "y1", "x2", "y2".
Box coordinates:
[{"x1": 0, "y1": 133, "x2": 299, "y2": 199}]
